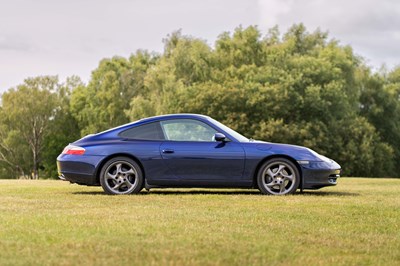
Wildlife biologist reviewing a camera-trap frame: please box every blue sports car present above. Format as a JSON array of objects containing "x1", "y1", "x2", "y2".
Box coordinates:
[{"x1": 57, "y1": 114, "x2": 341, "y2": 195}]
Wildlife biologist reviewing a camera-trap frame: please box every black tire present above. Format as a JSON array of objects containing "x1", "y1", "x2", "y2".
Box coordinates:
[
  {"x1": 99, "y1": 157, "x2": 144, "y2": 195},
  {"x1": 257, "y1": 158, "x2": 300, "y2": 195}
]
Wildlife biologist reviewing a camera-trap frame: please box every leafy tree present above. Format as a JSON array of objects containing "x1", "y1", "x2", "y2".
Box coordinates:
[
  {"x1": 1, "y1": 24, "x2": 399, "y2": 178},
  {"x1": 0, "y1": 107, "x2": 32, "y2": 178},
  {"x1": 145, "y1": 24, "x2": 394, "y2": 176},
  {"x1": 359, "y1": 67, "x2": 400, "y2": 176},
  {"x1": 0, "y1": 76, "x2": 59, "y2": 179}
]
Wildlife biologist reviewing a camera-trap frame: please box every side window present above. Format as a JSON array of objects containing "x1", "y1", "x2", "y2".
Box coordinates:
[
  {"x1": 160, "y1": 119, "x2": 217, "y2": 142},
  {"x1": 119, "y1": 122, "x2": 164, "y2": 140}
]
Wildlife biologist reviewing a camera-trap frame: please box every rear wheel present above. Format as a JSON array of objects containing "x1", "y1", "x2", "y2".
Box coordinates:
[
  {"x1": 99, "y1": 157, "x2": 143, "y2": 195},
  {"x1": 257, "y1": 158, "x2": 300, "y2": 195}
]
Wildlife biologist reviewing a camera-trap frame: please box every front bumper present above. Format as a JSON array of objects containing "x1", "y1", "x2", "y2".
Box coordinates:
[{"x1": 300, "y1": 160, "x2": 341, "y2": 189}]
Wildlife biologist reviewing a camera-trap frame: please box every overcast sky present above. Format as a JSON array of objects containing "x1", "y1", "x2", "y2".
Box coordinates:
[{"x1": 1, "y1": 0, "x2": 399, "y2": 93}]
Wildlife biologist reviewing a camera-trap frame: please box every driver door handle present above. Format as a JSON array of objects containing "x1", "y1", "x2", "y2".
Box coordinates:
[{"x1": 162, "y1": 149, "x2": 175, "y2": 154}]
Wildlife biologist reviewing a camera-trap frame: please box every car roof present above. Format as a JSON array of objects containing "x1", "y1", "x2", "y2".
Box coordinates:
[{"x1": 138, "y1": 113, "x2": 211, "y2": 124}]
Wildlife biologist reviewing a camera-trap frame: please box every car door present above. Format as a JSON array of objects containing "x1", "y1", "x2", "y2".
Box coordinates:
[{"x1": 159, "y1": 119, "x2": 245, "y2": 181}]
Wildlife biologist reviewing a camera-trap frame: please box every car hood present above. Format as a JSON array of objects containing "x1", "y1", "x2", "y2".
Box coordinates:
[{"x1": 249, "y1": 140, "x2": 332, "y2": 162}]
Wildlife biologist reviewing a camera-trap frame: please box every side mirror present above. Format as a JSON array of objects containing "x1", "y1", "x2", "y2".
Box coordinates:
[{"x1": 214, "y1": 133, "x2": 226, "y2": 142}]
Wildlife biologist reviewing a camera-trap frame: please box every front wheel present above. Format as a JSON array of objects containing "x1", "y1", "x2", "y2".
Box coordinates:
[
  {"x1": 257, "y1": 158, "x2": 300, "y2": 195},
  {"x1": 99, "y1": 157, "x2": 144, "y2": 195}
]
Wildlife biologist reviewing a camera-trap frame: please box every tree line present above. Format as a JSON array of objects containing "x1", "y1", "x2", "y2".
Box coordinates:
[{"x1": 1, "y1": 24, "x2": 399, "y2": 179}]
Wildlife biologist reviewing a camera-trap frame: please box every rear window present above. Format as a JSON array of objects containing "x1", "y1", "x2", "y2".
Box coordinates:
[{"x1": 119, "y1": 122, "x2": 164, "y2": 140}]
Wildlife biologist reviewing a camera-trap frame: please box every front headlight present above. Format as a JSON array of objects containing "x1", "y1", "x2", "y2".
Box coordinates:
[{"x1": 297, "y1": 160, "x2": 310, "y2": 165}]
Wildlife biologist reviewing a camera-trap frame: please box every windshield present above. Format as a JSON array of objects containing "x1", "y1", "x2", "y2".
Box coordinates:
[{"x1": 208, "y1": 117, "x2": 249, "y2": 142}]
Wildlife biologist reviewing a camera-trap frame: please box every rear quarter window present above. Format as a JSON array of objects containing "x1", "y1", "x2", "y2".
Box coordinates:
[{"x1": 119, "y1": 122, "x2": 164, "y2": 140}]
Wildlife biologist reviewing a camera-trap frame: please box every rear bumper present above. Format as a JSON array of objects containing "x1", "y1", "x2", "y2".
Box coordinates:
[
  {"x1": 57, "y1": 154, "x2": 101, "y2": 186},
  {"x1": 58, "y1": 171, "x2": 98, "y2": 185},
  {"x1": 301, "y1": 161, "x2": 341, "y2": 189}
]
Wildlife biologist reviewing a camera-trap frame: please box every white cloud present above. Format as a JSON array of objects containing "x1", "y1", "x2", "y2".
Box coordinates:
[
  {"x1": 0, "y1": 0, "x2": 399, "y2": 93},
  {"x1": 0, "y1": 0, "x2": 260, "y2": 92},
  {"x1": 258, "y1": 0, "x2": 400, "y2": 69}
]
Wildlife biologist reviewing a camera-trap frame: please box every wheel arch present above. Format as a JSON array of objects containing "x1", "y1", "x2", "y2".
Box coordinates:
[
  {"x1": 252, "y1": 154, "x2": 303, "y2": 189},
  {"x1": 95, "y1": 153, "x2": 145, "y2": 184}
]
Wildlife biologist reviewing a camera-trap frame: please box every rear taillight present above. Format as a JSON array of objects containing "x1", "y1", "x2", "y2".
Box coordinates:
[{"x1": 62, "y1": 145, "x2": 85, "y2": 155}]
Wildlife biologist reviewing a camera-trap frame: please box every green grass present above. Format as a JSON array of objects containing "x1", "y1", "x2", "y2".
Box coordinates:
[{"x1": 0, "y1": 178, "x2": 399, "y2": 266}]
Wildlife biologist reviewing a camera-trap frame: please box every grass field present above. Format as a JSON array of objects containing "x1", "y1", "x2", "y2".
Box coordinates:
[{"x1": 0, "y1": 178, "x2": 399, "y2": 266}]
